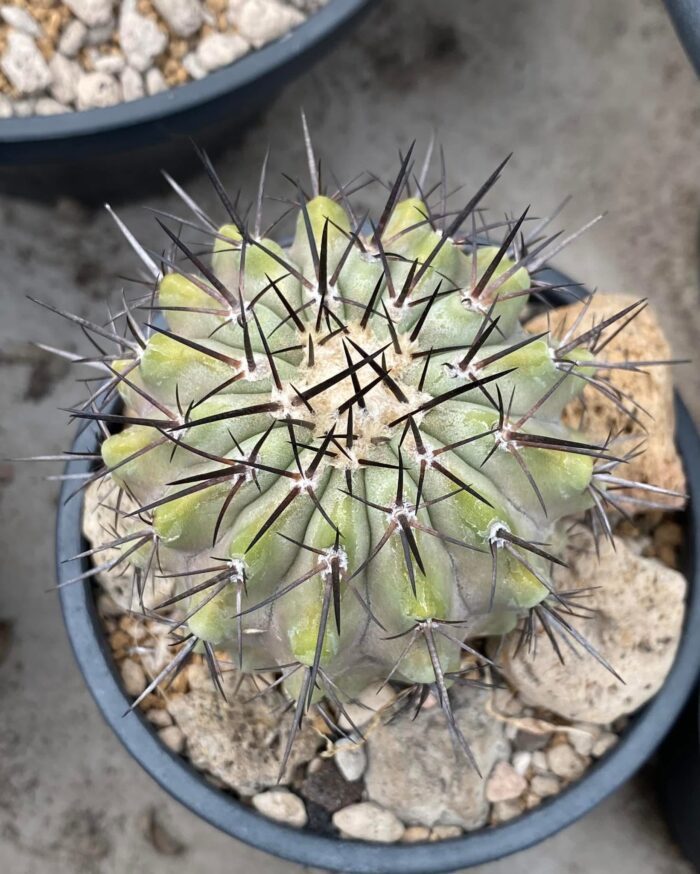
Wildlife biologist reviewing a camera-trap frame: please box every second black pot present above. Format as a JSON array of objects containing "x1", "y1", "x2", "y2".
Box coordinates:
[{"x1": 56, "y1": 272, "x2": 700, "y2": 873}]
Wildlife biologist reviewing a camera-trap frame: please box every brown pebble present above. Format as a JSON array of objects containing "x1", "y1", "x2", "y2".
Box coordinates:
[
  {"x1": 120, "y1": 657, "x2": 146, "y2": 697},
  {"x1": 146, "y1": 708, "x2": 173, "y2": 728},
  {"x1": 485, "y1": 761, "x2": 527, "y2": 803},
  {"x1": 429, "y1": 825, "x2": 463, "y2": 841},
  {"x1": 402, "y1": 826, "x2": 430, "y2": 843}
]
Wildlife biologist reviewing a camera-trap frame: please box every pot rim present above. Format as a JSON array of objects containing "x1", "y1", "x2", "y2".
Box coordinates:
[
  {"x1": 55, "y1": 274, "x2": 700, "y2": 873},
  {"x1": 0, "y1": 0, "x2": 372, "y2": 144}
]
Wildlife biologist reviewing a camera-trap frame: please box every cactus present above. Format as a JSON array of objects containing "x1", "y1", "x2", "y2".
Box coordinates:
[{"x1": 42, "y1": 126, "x2": 682, "y2": 775}]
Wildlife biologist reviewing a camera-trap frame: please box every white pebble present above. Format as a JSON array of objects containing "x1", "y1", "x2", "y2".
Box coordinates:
[
  {"x1": 1, "y1": 30, "x2": 52, "y2": 96},
  {"x1": 12, "y1": 98, "x2": 35, "y2": 116},
  {"x1": 512, "y1": 751, "x2": 532, "y2": 776},
  {"x1": 153, "y1": 0, "x2": 204, "y2": 38},
  {"x1": 196, "y1": 31, "x2": 249, "y2": 72},
  {"x1": 58, "y1": 20, "x2": 87, "y2": 57},
  {"x1": 332, "y1": 803, "x2": 405, "y2": 843},
  {"x1": 119, "y1": 657, "x2": 146, "y2": 697},
  {"x1": 334, "y1": 738, "x2": 367, "y2": 782},
  {"x1": 0, "y1": 93, "x2": 12, "y2": 117},
  {"x1": 92, "y1": 51, "x2": 126, "y2": 75},
  {"x1": 145, "y1": 67, "x2": 167, "y2": 95},
  {"x1": 252, "y1": 789, "x2": 308, "y2": 828},
  {"x1": 120, "y1": 65, "x2": 144, "y2": 101},
  {"x1": 64, "y1": 0, "x2": 113, "y2": 28},
  {"x1": 230, "y1": 0, "x2": 304, "y2": 49},
  {"x1": 119, "y1": 0, "x2": 167, "y2": 72},
  {"x1": 35, "y1": 97, "x2": 70, "y2": 115},
  {"x1": 182, "y1": 51, "x2": 207, "y2": 80},
  {"x1": 158, "y1": 724, "x2": 185, "y2": 754},
  {"x1": 49, "y1": 54, "x2": 81, "y2": 105},
  {"x1": 0, "y1": 6, "x2": 41, "y2": 38}
]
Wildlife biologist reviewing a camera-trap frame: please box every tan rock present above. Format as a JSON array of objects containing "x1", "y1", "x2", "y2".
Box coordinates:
[
  {"x1": 402, "y1": 826, "x2": 431, "y2": 843},
  {"x1": 501, "y1": 529, "x2": 686, "y2": 724},
  {"x1": 430, "y1": 825, "x2": 463, "y2": 840},
  {"x1": 167, "y1": 676, "x2": 320, "y2": 796},
  {"x1": 546, "y1": 744, "x2": 586, "y2": 781},
  {"x1": 364, "y1": 685, "x2": 509, "y2": 830},
  {"x1": 526, "y1": 293, "x2": 686, "y2": 510},
  {"x1": 120, "y1": 657, "x2": 146, "y2": 697}
]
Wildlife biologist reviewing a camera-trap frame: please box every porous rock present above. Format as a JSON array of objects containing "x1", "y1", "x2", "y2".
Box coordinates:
[
  {"x1": 153, "y1": 0, "x2": 204, "y2": 38},
  {"x1": 196, "y1": 31, "x2": 248, "y2": 72},
  {"x1": 500, "y1": 529, "x2": 686, "y2": 724},
  {"x1": 485, "y1": 760, "x2": 527, "y2": 802},
  {"x1": 168, "y1": 675, "x2": 321, "y2": 796},
  {"x1": 526, "y1": 294, "x2": 686, "y2": 509},
  {"x1": 230, "y1": 0, "x2": 304, "y2": 48},
  {"x1": 1, "y1": 30, "x2": 52, "y2": 95},
  {"x1": 76, "y1": 71, "x2": 121, "y2": 109},
  {"x1": 64, "y1": 0, "x2": 113, "y2": 28},
  {"x1": 364, "y1": 685, "x2": 509, "y2": 829},
  {"x1": 119, "y1": 0, "x2": 168, "y2": 72}
]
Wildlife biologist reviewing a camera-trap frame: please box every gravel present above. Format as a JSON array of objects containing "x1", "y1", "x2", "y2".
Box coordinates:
[{"x1": 0, "y1": 0, "x2": 326, "y2": 117}]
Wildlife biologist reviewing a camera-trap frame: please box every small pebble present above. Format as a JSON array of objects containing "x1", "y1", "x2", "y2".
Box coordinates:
[
  {"x1": 592, "y1": 732, "x2": 618, "y2": 758},
  {"x1": 64, "y1": 0, "x2": 113, "y2": 28},
  {"x1": 0, "y1": 94, "x2": 12, "y2": 117},
  {"x1": 120, "y1": 66, "x2": 144, "y2": 101},
  {"x1": 35, "y1": 97, "x2": 69, "y2": 115},
  {"x1": 530, "y1": 774, "x2": 560, "y2": 798},
  {"x1": 76, "y1": 71, "x2": 121, "y2": 110},
  {"x1": 332, "y1": 803, "x2": 405, "y2": 843},
  {"x1": 338, "y1": 684, "x2": 397, "y2": 732},
  {"x1": 196, "y1": 32, "x2": 249, "y2": 72},
  {"x1": 58, "y1": 19, "x2": 87, "y2": 56},
  {"x1": 569, "y1": 725, "x2": 600, "y2": 757},
  {"x1": 429, "y1": 825, "x2": 463, "y2": 841},
  {"x1": 334, "y1": 738, "x2": 367, "y2": 782},
  {"x1": 119, "y1": 0, "x2": 168, "y2": 72},
  {"x1": 182, "y1": 51, "x2": 207, "y2": 80},
  {"x1": 92, "y1": 52, "x2": 127, "y2": 75},
  {"x1": 252, "y1": 789, "x2": 308, "y2": 828},
  {"x1": 49, "y1": 54, "x2": 81, "y2": 104},
  {"x1": 145, "y1": 67, "x2": 167, "y2": 95},
  {"x1": 546, "y1": 744, "x2": 587, "y2": 781},
  {"x1": 1, "y1": 30, "x2": 52, "y2": 96},
  {"x1": 146, "y1": 708, "x2": 173, "y2": 728},
  {"x1": 531, "y1": 751, "x2": 549, "y2": 772},
  {"x1": 485, "y1": 761, "x2": 527, "y2": 803},
  {"x1": 1, "y1": 6, "x2": 42, "y2": 38},
  {"x1": 153, "y1": 0, "x2": 204, "y2": 38},
  {"x1": 158, "y1": 725, "x2": 185, "y2": 754},
  {"x1": 491, "y1": 798, "x2": 526, "y2": 823},
  {"x1": 512, "y1": 751, "x2": 532, "y2": 776},
  {"x1": 402, "y1": 825, "x2": 430, "y2": 843},
  {"x1": 120, "y1": 657, "x2": 146, "y2": 697},
  {"x1": 12, "y1": 98, "x2": 35, "y2": 116},
  {"x1": 232, "y1": 0, "x2": 304, "y2": 49}
]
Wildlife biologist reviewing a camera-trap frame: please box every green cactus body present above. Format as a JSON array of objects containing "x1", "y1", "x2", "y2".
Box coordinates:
[
  {"x1": 58, "y1": 139, "x2": 666, "y2": 767},
  {"x1": 101, "y1": 187, "x2": 602, "y2": 694}
]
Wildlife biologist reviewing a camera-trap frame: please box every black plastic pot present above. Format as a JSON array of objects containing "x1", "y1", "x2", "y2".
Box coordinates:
[
  {"x1": 0, "y1": 0, "x2": 373, "y2": 203},
  {"x1": 657, "y1": 686, "x2": 700, "y2": 868},
  {"x1": 56, "y1": 272, "x2": 700, "y2": 873},
  {"x1": 664, "y1": 0, "x2": 700, "y2": 75}
]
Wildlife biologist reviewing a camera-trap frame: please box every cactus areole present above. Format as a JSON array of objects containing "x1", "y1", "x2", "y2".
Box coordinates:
[{"x1": 50, "y1": 131, "x2": 681, "y2": 776}]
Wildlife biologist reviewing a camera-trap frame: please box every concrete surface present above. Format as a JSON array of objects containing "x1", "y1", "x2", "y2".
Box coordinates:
[{"x1": 2, "y1": 0, "x2": 700, "y2": 871}]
